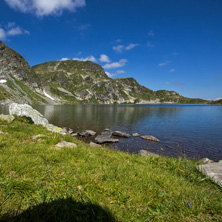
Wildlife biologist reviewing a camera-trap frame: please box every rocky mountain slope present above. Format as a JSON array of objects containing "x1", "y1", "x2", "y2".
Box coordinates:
[
  {"x1": 0, "y1": 41, "x2": 208, "y2": 105},
  {"x1": 0, "y1": 41, "x2": 50, "y2": 104}
]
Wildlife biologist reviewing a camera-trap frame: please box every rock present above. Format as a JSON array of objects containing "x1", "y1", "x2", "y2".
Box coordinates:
[
  {"x1": 138, "y1": 150, "x2": 159, "y2": 156},
  {"x1": 0, "y1": 114, "x2": 15, "y2": 123},
  {"x1": 132, "y1": 133, "x2": 140, "y2": 137},
  {"x1": 141, "y1": 135, "x2": 160, "y2": 142},
  {"x1": 71, "y1": 132, "x2": 78, "y2": 137},
  {"x1": 196, "y1": 162, "x2": 222, "y2": 187},
  {"x1": 0, "y1": 130, "x2": 8, "y2": 134},
  {"x1": 32, "y1": 134, "x2": 47, "y2": 140},
  {"x1": 94, "y1": 131, "x2": 119, "y2": 144},
  {"x1": 55, "y1": 141, "x2": 77, "y2": 148},
  {"x1": 62, "y1": 127, "x2": 75, "y2": 135},
  {"x1": 90, "y1": 142, "x2": 102, "y2": 147},
  {"x1": 112, "y1": 131, "x2": 130, "y2": 138},
  {"x1": 9, "y1": 103, "x2": 65, "y2": 135},
  {"x1": 199, "y1": 158, "x2": 214, "y2": 164},
  {"x1": 78, "y1": 130, "x2": 96, "y2": 137},
  {"x1": 9, "y1": 103, "x2": 49, "y2": 126},
  {"x1": 104, "y1": 128, "x2": 111, "y2": 132},
  {"x1": 46, "y1": 124, "x2": 66, "y2": 135}
]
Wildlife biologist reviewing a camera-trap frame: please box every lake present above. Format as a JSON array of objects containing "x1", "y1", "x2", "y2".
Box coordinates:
[{"x1": 1, "y1": 104, "x2": 222, "y2": 161}]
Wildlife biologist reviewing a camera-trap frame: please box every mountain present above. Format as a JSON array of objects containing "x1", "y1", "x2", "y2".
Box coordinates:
[
  {"x1": 0, "y1": 41, "x2": 49, "y2": 104},
  {"x1": 0, "y1": 41, "x2": 208, "y2": 105}
]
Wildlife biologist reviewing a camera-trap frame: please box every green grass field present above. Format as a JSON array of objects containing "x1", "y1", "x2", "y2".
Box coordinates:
[{"x1": 0, "y1": 117, "x2": 221, "y2": 221}]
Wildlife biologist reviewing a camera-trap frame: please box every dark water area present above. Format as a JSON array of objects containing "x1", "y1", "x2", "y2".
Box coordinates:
[{"x1": 1, "y1": 104, "x2": 222, "y2": 161}]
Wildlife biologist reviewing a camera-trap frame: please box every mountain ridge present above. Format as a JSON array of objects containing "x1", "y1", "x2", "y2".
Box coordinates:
[{"x1": 0, "y1": 41, "x2": 214, "y2": 105}]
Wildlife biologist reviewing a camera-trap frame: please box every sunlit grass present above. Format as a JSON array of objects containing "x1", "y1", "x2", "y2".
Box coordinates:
[{"x1": 0, "y1": 117, "x2": 221, "y2": 221}]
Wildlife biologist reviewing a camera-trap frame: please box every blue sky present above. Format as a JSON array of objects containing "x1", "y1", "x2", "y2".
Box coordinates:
[{"x1": 0, "y1": 0, "x2": 222, "y2": 100}]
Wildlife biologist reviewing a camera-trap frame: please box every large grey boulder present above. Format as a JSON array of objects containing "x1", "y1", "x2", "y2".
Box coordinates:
[
  {"x1": 196, "y1": 162, "x2": 222, "y2": 187},
  {"x1": 9, "y1": 103, "x2": 49, "y2": 126},
  {"x1": 141, "y1": 135, "x2": 160, "y2": 142},
  {"x1": 112, "y1": 131, "x2": 130, "y2": 138},
  {"x1": 94, "y1": 131, "x2": 119, "y2": 144},
  {"x1": 9, "y1": 103, "x2": 65, "y2": 135}
]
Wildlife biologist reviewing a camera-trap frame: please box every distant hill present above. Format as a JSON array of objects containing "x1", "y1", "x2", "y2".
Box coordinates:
[{"x1": 0, "y1": 41, "x2": 209, "y2": 105}]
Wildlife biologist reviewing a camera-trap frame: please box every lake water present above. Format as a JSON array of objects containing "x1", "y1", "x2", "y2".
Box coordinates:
[{"x1": 1, "y1": 104, "x2": 222, "y2": 161}]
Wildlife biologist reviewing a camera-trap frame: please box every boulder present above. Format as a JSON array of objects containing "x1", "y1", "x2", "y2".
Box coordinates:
[
  {"x1": 196, "y1": 162, "x2": 222, "y2": 187},
  {"x1": 9, "y1": 103, "x2": 65, "y2": 135},
  {"x1": 0, "y1": 114, "x2": 15, "y2": 123},
  {"x1": 78, "y1": 130, "x2": 96, "y2": 137},
  {"x1": 62, "y1": 127, "x2": 75, "y2": 135},
  {"x1": 138, "y1": 150, "x2": 159, "y2": 156},
  {"x1": 9, "y1": 103, "x2": 49, "y2": 126},
  {"x1": 112, "y1": 131, "x2": 130, "y2": 138},
  {"x1": 90, "y1": 142, "x2": 102, "y2": 147},
  {"x1": 132, "y1": 133, "x2": 140, "y2": 137},
  {"x1": 141, "y1": 135, "x2": 160, "y2": 142},
  {"x1": 94, "y1": 131, "x2": 119, "y2": 144},
  {"x1": 199, "y1": 158, "x2": 214, "y2": 164},
  {"x1": 55, "y1": 141, "x2": 77, "y2": 148},
  {"x1": 32, "y1": 134, "x2": 47, "y2": 140}
]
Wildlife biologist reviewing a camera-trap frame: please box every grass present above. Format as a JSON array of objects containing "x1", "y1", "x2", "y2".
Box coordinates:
[{"x1": 0, "y1": 117, "x2": 221, "y2": 221}]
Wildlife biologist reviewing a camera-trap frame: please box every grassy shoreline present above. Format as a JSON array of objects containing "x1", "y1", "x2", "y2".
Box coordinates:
[{"x1": 0, "y1": 117, "x2": 221, "y2": 221}]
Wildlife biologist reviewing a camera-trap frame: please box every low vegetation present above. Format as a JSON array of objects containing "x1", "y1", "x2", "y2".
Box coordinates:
[{"x1": 0, "y1": 117, "x2": 221, "y2": 221}]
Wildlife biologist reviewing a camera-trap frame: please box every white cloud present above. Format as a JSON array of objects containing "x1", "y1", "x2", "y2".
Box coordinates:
[
  {"x1": 61, "y1": 57, "x2": 70, "y2": 61},
  {"x1": 169, "y1": 69, "x2": 176, "y2": 72},
  {"x1": 158, "y1": 60, "x2": 171, "y2": 67},
  {"x1": 105, "y1": 72, "x2": 116, "y2": 78},
  {"x1": 99, "y1": 54, "x2": 111, "y2": 63},
  {"x1": 0, "y1": 28, "x2": 6, "y2": 40},
  {"x1": 113, "y1": 43, "x2": 139, "y2": 53},
  {"x1": 4, "y1": 0, "x2": 86, "y2": 16},
  {"x1": 158, "y1": 63, "x2": 167, "y2": 66},
  {"x1": 116, "y1": 70, "x2": 125, "y2": 74},
  {"x1": 72, "y1": 56, "x2": 97, "y2": 62},
  {"x1": 0, "y1": 23, "x2": 30, "y2": 40},
  {"x1": 214, "y1": 98, "x2": 222, "y2": 101},
  {"x1": 125, "y1": 43, "x2": 139, "y2": 50},
  {"x1": 148, "y1": 30, "x2": 154, "y2": 37},
  {"x1": 103, "y1": 59, "x2": 127, "y2": 69},
  {"x1": 112, "y1": 45, "x2": 124, "y2": 53}
]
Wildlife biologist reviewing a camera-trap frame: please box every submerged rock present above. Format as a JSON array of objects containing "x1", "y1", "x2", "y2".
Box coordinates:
[
  {"x1": 94, "y1": 131, "x2": 119, "y2": 144},
  {"x1": 112, "y1": 131, "x2": 130, "y2": 138},
  {"x1": 0, "y1": 114, "x2": 15, "y2": 123},
  {"x1": 141, "y1": 135, "x2": 160, "y2": 142},
  {"x1": 78, "y1": 130, "x2": 96, "y2": 137}
]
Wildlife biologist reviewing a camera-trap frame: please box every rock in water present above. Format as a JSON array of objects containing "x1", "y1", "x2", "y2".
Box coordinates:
[
  {"x1": 78, "y1": 130, "x2": 96, "y2": 137},
  {"x1": 132, "y1": 133, "x2": 140, "y2": 137},
  {"x1": 9, "y1": 103, "x2": 65, "y2": 135},
  {"x1": 94, "y1": 131, "x2": 119, "y2": 144},
  {"x1": 112, "y1": 131, "x2": 130, "y2": 138},
  {"x1": 9, "y1": 103, "x2": 49, "y2": 126},
  {"x1": 141, "y1": 135, "x2": 160, "y2": 142}
]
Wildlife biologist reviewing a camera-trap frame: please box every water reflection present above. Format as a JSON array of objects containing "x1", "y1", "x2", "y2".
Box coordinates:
[{"x1": 1, "y1": 104, "x2": 222, "y2": 161}]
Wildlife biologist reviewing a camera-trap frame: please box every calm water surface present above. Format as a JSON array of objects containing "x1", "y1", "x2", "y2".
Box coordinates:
[{"x1": 1, "y1": 104, "x2": 222, "y2": 161}]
